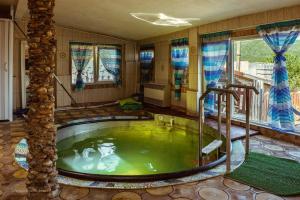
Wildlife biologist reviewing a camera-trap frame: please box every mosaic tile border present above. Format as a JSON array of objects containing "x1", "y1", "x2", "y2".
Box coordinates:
[{"x1": 15, "y1": 138, "x2": 245, "y2": 189}]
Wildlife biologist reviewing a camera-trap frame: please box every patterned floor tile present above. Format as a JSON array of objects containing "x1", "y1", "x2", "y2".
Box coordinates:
[
  {"x1": 223, "y1": 178, "x2": 250, "y2": 191},
  {"x1": 60, "y1": 185, "x2": 90, "y2": 200},
  {"x1": 146, "y1": 186, "x2": 173, "y2": 196},
  {"x1": 255, "y1": 192, "x2": 284, "y2": 200},
  {"x1": 112, "y1": 192, "x2": 142, "y2": 200},
  {"x1": 198, "y1": 187, "x2": 229, "y2": 200}
]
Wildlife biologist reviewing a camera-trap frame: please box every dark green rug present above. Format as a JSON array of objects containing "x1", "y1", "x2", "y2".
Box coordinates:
[{"x1": 226, "y1": 152, "x2": 300, "y2": 196}]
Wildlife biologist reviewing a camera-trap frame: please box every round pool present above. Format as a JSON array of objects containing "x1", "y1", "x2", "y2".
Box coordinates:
[{"x1": 56, "y1": 115, "x2": 226, "y2": 181}]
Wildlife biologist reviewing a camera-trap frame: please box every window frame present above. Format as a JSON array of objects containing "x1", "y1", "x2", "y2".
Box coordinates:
[{"x1": 69, "y1": 42, "x2": 123, "y2": 90}]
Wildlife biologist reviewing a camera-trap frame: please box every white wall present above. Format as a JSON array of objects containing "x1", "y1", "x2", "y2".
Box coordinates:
[{"x1": 0, "y1": 19, "x2": 13, "y2": 121}]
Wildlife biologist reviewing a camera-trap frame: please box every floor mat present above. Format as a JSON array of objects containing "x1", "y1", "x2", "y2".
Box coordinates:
[{"x1": 226, "y1": 152, "x2": 300, "y2": 196}]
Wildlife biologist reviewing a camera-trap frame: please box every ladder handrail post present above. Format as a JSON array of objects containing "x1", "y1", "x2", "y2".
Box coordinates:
[
  {"x1": 199, "y1": 97, "x2": 203, "y2": 166},
  {"x1": 225, "y1": 92, "x2": 231, "y2": 174},
  {"x1": 225, "y1": 84, "x2": 259, "y2": 156},
  {"x1": 245, "y1": 88, "x2": 250, "y2": 155},
  {"x1": 217, "y1": 93, "x2": 222, "y2": 140}
]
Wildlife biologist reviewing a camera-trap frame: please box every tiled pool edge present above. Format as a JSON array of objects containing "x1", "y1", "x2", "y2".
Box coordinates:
[{"x1": 15, "y1": 138, "x2": 245, "y2": 189}]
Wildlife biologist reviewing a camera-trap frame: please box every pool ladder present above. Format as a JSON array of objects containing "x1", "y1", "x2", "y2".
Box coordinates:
[
  {"x1": 198, "y1": 88, "x2": 239, "y2": 174},
  {"x1": 199, "y1": 85, "x2": 259, "y2": 173},
  {"x1": 225, "y1": 84, "x2": 259, "y2": 155}
]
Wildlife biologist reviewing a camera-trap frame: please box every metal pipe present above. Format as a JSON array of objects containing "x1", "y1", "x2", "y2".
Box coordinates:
[
  {"x1": 198, "y1": 97, "x2": 203, "y2": 166},
  {"x1": 245, "y1": 89, "x2": 250, "y2": 155},
  {"x1": 226, "y1": 84, "x2": 259, "y2": 94},
  {"x1": 199, "y1": 88, "x2": 239, "y2": 101},
  {"x1": 217, "y1": 93, "x2": 222, "y2": 140},
  {"x1": 226, "y1": 92, "x2": 231, "y2": 174},
  {"x1": 53, "y1": 74, "x2": 77, "y2": 105}
]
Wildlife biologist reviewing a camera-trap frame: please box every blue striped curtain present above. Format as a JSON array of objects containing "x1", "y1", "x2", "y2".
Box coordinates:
[
  {"x1": 202, "y1": 33, "x2": 230, "y2": 114},
  {"x1": 258, "y1": 24, "x2": 300, "y2": 131},
  {"x1": 98, "y1": 47, "x2": 122, "y2": 85},
  {"x1": 171, "y1": 38, "x2": 189, "y2": 100},
  {"x1": 140, "y1": 48, "x2": 154, "y2": 84},
  {"x1": 71, "y1": 44, "x2": 93, "y2": 90}
]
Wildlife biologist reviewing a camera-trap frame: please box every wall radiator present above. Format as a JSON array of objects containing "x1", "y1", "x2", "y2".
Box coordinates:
[{"x1": 143, "y1": 83, "x2": 170, "y2": 107}]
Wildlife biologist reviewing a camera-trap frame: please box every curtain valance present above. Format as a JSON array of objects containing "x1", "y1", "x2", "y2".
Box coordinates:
[
  {"x1": 202, "y1": 31, "x2": 231, "y2": 43},
  {"x1": 257, "y1": 19, "x2": 300, "y2": 32}
]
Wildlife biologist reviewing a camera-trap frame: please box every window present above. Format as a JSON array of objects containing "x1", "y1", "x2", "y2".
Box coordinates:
[
  {"x1": 232, "y1": 38, "x2": 274, "y2": 124},
  {"x1": 171, "y1": 38, "x2": 189, "y2": 100},
  {"x1": 202, "y1": 33, "x2": 300, "y2": 132},
  {"x1": 71, "y1": 56, "x2": 95, "y2": 84},
  {"x1": 70, "y1": 43, "x2": 122, "y2": 86},
  {"x1": 288, "y1": 38, "x2": 300, "y2": 127},
  {"x1": 71, "y1": 44, "x2": 94, "y2": 85},
  {"x1": 98, "y1": 46, "x2": 122, "y2": 83},
  {"x1": 230, "y1": 37, "x2": 300, "y2": 130},
  {"x1": 140, "y1": 47, "x2": 155, "y2": 85}
]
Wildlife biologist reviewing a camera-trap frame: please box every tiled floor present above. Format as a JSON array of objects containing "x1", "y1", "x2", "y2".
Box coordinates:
[{"x1": 0, "y1": 106, "x2": 300, "y2": 200}]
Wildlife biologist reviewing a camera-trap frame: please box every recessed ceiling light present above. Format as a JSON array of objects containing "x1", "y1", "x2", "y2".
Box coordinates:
[{"x1": 130, "y1": 13, "x2": 199, "y2": 27}]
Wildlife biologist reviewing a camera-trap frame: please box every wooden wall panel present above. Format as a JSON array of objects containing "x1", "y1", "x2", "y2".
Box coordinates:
[
  {"x1": 55, "y1": 26, "x2": 138, "y2": 107},
  {"x1": 13, "y1": 21, "x2": 138, "y2": 109},
  {"x1": 198, "y1": 5, "x2": 300, "y2": 34}
]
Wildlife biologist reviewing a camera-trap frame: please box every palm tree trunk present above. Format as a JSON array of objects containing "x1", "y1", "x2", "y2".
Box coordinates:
[{"x1": 26, "y1": 0, "x2": 59, "y2": 199}]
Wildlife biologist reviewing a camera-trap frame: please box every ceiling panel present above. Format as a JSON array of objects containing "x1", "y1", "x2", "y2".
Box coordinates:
[{"x1": 16, "y1": 0, "x2": 300, "y2": 40}]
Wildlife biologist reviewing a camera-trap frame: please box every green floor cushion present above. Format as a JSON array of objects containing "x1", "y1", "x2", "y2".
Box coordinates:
[{"x1": 119, "y1": 98, "x2": 143, "y2": 110}]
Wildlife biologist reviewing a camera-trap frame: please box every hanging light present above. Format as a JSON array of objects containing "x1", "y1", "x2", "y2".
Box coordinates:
[{"x1": 130, "y1": 13, "x2": 199, "y2": 27}]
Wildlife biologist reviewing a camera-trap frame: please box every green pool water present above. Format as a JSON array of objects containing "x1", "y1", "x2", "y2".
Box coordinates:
[{"x1": 57, "y1": 121, "x2": 215, "y2": 176}]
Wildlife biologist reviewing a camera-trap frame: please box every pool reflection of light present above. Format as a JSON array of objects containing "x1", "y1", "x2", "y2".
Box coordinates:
[
  {"x1": 147, "y1": 163, "x2": 157, "y2": 172},
  {"x1": 82, "y1": 148, "x2": 96, "y2": 161},
  {"x1": 97, "y1": 143, "x2": 120, "y2": 172},
  {"x1": 70, "y1": 143, "x2": 121, "y2": 173},
  {"x1": 73, "y1": 149, "x2": 80, "y2": 162}
]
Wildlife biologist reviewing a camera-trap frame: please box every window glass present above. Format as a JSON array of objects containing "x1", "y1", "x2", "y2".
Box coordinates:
[
  {"x1": 232, "y1": 38, "x2": 274, "y2": 124},
  {"x1": 70, "y1": 43, "x2": 122, "y2": 85},
  {"x1": 140, "y1": 49, "x2": 154, "y2": 84},
  {"x1": 71, "y1": 57, "x2": 94, "y2": 84},
  {"x1": 288, "y1": 39, "x2": 300, "y2": 127},
  {"x1": 98, "y1": 47, "x2": 121, "y2": 82},
  {"x1": 70, "y1": 44, "x2": 94, "y2": 85},
  {"x1": 231, "y1": 38, "x2": 300, "y2": 130}
]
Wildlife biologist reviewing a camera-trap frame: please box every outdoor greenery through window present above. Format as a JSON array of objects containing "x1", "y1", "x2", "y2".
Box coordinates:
[
  {"x1": 71, "y1": 43, "x2": 122, "y2": 85},
  {"x1": 232, "y1": 38, "x2": 300, "y2": 128}
]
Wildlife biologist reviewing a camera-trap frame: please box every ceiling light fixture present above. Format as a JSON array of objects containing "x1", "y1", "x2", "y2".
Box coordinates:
[{"x1": 130, "y1": 13, "x2": 199, "y2": 27}]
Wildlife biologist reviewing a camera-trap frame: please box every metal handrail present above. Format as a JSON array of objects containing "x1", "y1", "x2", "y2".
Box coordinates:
[
  {"x1": 199, "y1": 88, "x2": 240, "y2": 101},
  {"x1": 226, "y1": 84, "x2": 259, "y2": 94},
  {"x1": 198, "y1": 87, "x2": 239, "y2": 174},
  {"x1": 226, "y1": 84, "x2": 259, "y2": 155}
]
